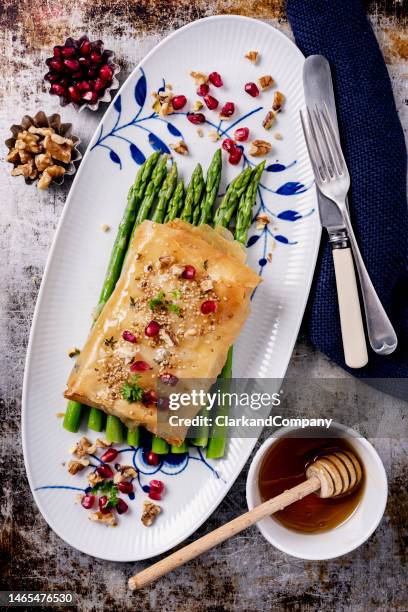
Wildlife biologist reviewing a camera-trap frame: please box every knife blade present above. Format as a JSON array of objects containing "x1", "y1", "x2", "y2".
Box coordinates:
[{"x1": 303, "y1": 55, "x2": 347, "y2": 242}]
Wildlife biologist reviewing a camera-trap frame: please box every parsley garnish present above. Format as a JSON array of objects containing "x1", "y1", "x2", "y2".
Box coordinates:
[
  {"x1": 168, "y1": 302, "x2": 181, "y2": 316},
  {"x1": 171, "y1": 289, "x2": 181, "y2": 299},
  {"x1": 149, "y1": 291, "x2": 182, "y2": 317},
  {"x1": 104, "y1": 336, "x2": 117, "y2": 349},
  {"x1": 121, "y1": 375, "x2": 144, "y2": 403},
  {"x1": 149, "y1": 291, "x2": 166, "y2": 311},
  {"x1": 91, "y1": 480, "x2": 119, "y2": 509}
]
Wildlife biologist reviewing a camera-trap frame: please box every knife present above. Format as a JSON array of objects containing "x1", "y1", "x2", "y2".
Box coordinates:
[{"x1": 303, "y1": 55, "x2": 368, "y2": 368}]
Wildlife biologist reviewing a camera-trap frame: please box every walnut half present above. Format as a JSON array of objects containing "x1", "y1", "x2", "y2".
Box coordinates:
[
  {"x1": 249, "y1": 139, "x2": 272, "y2": 157},
  {"x1": 141, "y1": 500, "x2": 161, "y2": 526}
]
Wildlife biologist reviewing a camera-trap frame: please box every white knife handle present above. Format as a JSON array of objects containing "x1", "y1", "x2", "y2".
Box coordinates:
[{"x1": 332, "y1": 247, "x2": 368, "y2": 368}]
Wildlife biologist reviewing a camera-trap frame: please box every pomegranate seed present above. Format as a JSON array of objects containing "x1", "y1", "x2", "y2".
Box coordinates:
[
  {"x1": 44, "y1": 72, "x2": 59, "y2": 83},
  {"x1": 59, "y1": 77, "x2": 69, "y2": 88},
  {"x1": 146, "y1": 451, "x2": 159, "y2": 466},
  {"x1": 49, "y1": 59, "x2": 64, "y2": 72},
  {"x1": 220, "y1": 102, "x2": 235, "y2": 117},
  {"x1": 50, "y1": 83, "x2": 67, "y2": 97},
  {"x1": 142, "y1": 389, "x2": 158, "y2": 405},
  {"x1": 150, "y1": 479, "x2": 165, "y2": 494},
  {"x1": 204, "y1": 94, "x2": 219, "y2": 110},
  {"x1": 72, "y1": 70, "x2": 83, "y2": 79},
  {"x1": 87, "y1": 67, "x2": 98, "y2": 78},
  {"x1": 182, "y1": 264, "x2": 196, "y2": 280},
  {"x1": 77, "y1": 80, "x2": 91, "y2": 92},
  {"x1": 187, "y1": 112, "x2": 205, "y2": 125},
  {"x1": 78, "y1": 56, "x2": 90, "y2": 69},
  {"x1": 148, "y1": 490, "x2": 162, "y2": 501},
  {"x1": 208, "y1": 71, "x2": 223, "y2": 87},
  {"x1": 157, "y1": 396, "x2": 170, "y2": 411},
  {"x1": 80, "y1": 40, "x2": 92, "y2": 56},
  {"x1": 229, "y1": 148, "x2": 243, "y2": 165},
  {"x1": 61, "y1": 46, "x2": 76, "y2": 58},
  {"x1": 64, "y1": 58, "x2": 80, "y2": 72},
  {"x1": 91, "y1": 39, "x2": 104, "y2": 52},
  {"x1": 100, "y1": 448, "x2": 118, "y2": 463},
  {"x1": 245, "y1": 82, "x2": 259, "y2": 97},
  {"x1": 172, "y1": 95, "x2": 187, "y2": 110},
  {"x1": 94, "y1": 78, "x2": 106, "y2": 92},
  {"x1": 53, "y1": 46, "x2": 62, "y2": 59},
  {"x1": 145, "y1": 320, "x2": 161, "y2": 337},
  {"x1": 90, "y1": 51, "x2": 102, "y2": 64},
  {"x1": 122, "y1": 330, "x2": 137, "y2": 343},
  {"x1": 222, "y1": 138, "x2": 236, "y2": 153},
  {"x1": 96, "y1": 464, "x2": 113, "y2": 478},
  {"x1": 118, "y1": 481, "x2": 133, "y2": 494},
  {"x1": 234, "y1": 127, "x2": 249, "y2": 142},
  {"x1": 68, "y1": 85, "x2": 81, "y2": 103},
  {"x1": 99, "y1": 495, "x2": 110, "y2": 514},
  {"x1": 99, "y1": 64, "x2": 113, "y2": 82},
  {"x1": 130, "y1": 360, "x2": 151, "y2": 372},
  {"x1": 201, "y1": 300, "x2": 218, "y2": 314},
  {"x1": 159, "y1": 373, "x2": 179, "y2": 386},
  {"x1": 131, "y1": 360, "x2": 150, "y2": 372},
  {"x1": 81, "y1": 494, "x2": 95, "y2": 509},
  {"x1": 197, "y1": 83, "x2": 209, "y2": 97},
  {"x1": 82, "y1": 90, "x2": 98, "y2": 104},
  {"x1": 116, "y1": 498, "x2": 128, "y2": 514}
]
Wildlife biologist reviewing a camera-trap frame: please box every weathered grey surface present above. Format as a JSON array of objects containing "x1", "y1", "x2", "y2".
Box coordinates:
[{"x1": 0, "y1": 1, "x2": 407, "y2": 610}]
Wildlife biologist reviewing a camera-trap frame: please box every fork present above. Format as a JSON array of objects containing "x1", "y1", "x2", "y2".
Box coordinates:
[{"x1": 301, "y1": 104, "x2": 397, "y2": 362}]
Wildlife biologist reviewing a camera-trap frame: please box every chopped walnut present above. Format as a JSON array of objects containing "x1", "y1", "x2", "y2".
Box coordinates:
[
  {"x1": 37, "y1": 165, "x2": 65, "y2": 189},
  {"x1": 189, "y1": 70, "x2": 208, "y2": 85},
  {"x1": 87, "y1": 471, "x2": 104, "y2": 486},
  {"x1": 262, "y1": 111, "x2": 276, "y2": 130},
  {"x1": 96, "y1": 438, "x2": 112, "y2": 448},
  {"x1": 170, "y1": 140, "x2": 189, "y2": 155},
  {"x1": 16, "y1": 131, "x2": 41, "y2": 153},
  {"x1": 11, "y1": 159, "x2": 37, "y2": 179},
  {"x1": 44, "y1": 134, "x2": 72, "y2": 164},
  {"x1": 141, "y1": 500, "x2": 161, "y2": 526},
  {"x1": 196, "y1": 127, "x2": 204, "y2": 138},
  {"x1": 158, "y1": 255, "x2": 175, "y2": 268},
  {"x1": 258, "y1": 75, "x2": 274, "y2": 91},
  {"x1": 152, "y1": 86, "x2": 174, "y2": 116},
  {"x1": 6, "y1": 149, "x2": 20, "y2": 164},
  {"x1": 170, "y1": 264, "x2": 185, "y2": 277},
  {"x1": 249, "y1": 139, "x2": 272, "y2": 157},
  {"x1": 208, "y1": 130, "x2": 221, "y2": 143},
  {"x1": 34, "y1": 152, "x2": 53, "y2": 171},
  {"x1": 113, "y1": 465, "x2": 137, "y2": 483},
  {"x1": 67, "y1": 458, "x2": 90, "y2": 474},
  {"x1": 193, "y1": 100, "x2": 204, "y2": 111},
  {"x1": 101, "y1": 224, "x2": 111, "y2": 232},
  {"x1": 200, "y1": 279, "x2": 213, "y2": 292},
  {"x1": 272, "y1": 91, "x2": 285, "y2": 112},
  {"x1": 245, "y1": 50, "x2": 259, "y2": 64},
  {"x1": 69, "y1": 436, "x2": 96, "y2": 458},
  {"x1": 28, "y1": 125, "x2": 55, "y2": 137},
  {"x1": 256, "y1": 213, "x2": 271, "y2": 229},
  {"x1": 89, "y1": 511, "x2": 117, "y2": 527},
  {"x1": 274, "y1": 132, "x2": 283, "y2": 140}
]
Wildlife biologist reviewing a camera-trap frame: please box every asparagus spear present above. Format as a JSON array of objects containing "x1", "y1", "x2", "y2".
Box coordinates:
[
  {"x1": 235, "y1": 161, "x2": 266, "y2": 245},
  {"x1": 151, "y1": 162, "x2": 178, "y2": 223},
  {"x1": 164, "y1": 180, "x2": 184, "y2": 222},
  {"x1": 127, "y1": 428, "x2": 140, "y2": 446},
  {"x1": 152, "y1": 436, "x2": 170, "y2": 454},
  {"x1": 198, "y1": 149, "x2": 222, "y2": 225},
  {"x1": 135, "y1": 154, "x2": 168, "y2": 226},
  {"x1": 106, "y1": 414, "x2": 125, "y2": 444},
  {"x1": 214, "y1": 166, "x2": 253, "y2": 227},
  {"x1": 63, "y1": 153, "x2": 160, "y2": 434},
  {"x1": 180, "y1": 163, "x2": 204, "y2": 223}
]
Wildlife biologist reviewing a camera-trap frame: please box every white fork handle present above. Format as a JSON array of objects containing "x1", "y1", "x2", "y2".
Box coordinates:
[{"x1": 332, "y1": 248, "x2": 368, "y2": 368}]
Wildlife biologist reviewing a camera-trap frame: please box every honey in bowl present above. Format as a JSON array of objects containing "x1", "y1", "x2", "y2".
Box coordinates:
[{"x1": 258, "y1": 436, "x2": 365, "y2": 533}]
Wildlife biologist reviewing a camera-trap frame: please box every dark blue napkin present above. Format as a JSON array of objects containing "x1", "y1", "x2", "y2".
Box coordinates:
[{"x1": 286, "y1": 0, "x2": 408, "y2": 380}]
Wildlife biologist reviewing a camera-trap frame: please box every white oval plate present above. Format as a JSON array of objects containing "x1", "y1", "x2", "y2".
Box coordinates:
[{"x1": 22, "y1": 15, "x2": 320, "y2": 561}]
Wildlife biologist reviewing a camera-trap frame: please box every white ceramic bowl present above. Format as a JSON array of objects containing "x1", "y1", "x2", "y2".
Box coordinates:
[{"x1": 246, "y1": 424, "x2": 388, "y2": 560}]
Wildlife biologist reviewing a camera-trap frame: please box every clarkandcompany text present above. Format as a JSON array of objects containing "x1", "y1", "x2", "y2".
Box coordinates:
[{"x1": 168, "y1": 415, "x2": 333, "y2": 429}]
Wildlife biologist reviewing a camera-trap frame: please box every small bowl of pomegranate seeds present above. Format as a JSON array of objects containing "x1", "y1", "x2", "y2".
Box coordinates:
[{"x1": 44, "y1": 35, "x2": 120, "y2": 112}]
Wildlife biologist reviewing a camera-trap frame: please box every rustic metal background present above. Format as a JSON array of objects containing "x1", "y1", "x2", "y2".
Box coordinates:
[{"x1": 1, "y1": 1, "x2": 407, "y2": 610}]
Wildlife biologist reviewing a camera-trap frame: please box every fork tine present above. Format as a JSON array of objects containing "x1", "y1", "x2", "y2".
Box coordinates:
[
  {"x1": 321, "y1": 102, "x2": 347, "y2": 174},
  {"x1": 313, "y1": 107, "x2": 338, "y2": 177},
  {"x1": 306, "y1": 107, "x2": 328, "y2": 180},
  {"x1": 300, "y1": 110, "x2": 324, "y2": 182}
]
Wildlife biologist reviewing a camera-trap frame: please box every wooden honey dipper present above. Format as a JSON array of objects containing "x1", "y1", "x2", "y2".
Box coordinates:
[{"x1": 128, "y1": 449, "x2": 362, "y2": 590}]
